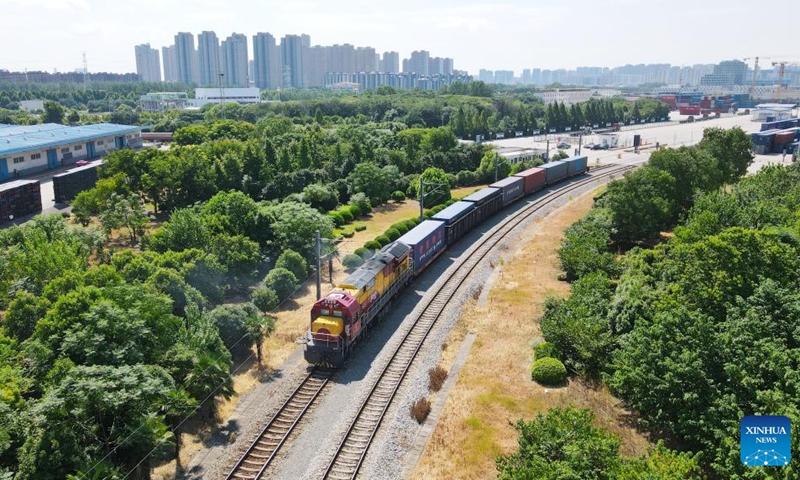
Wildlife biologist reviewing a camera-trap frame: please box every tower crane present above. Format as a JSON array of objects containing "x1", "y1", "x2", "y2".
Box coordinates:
[
  {"x1": 772, "y1": 61, "x2": 800, "y2": 102},
  {"x1": 743, "y1": 56, "x2": 771, "y2": 100}
]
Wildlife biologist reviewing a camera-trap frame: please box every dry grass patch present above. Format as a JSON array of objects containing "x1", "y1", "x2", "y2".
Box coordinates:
[
  {"x1": 409, "y1": 190, "x2": 651, "y2": 480},
  {"x1": 411, "y1": 397, "x2": 432, "y2": 424},
  {"x1": 428, "y1": 366, "x2": 448, "y2": 393}
]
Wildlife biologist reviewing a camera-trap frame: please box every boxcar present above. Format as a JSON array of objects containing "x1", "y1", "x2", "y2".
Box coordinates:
[
  {"x1": 490, "y1": 176, "x2": 524, "y2": 206},
  {"x1": 397, "y1": 220, "x2": 446, "y2": 275},
  {"x1": 565, "y1": 155, "x2": 588, "y2": 176},
  {"x1": 514, "y1": 167, "x2": 546, "y2": 195},
  {"x1": 462, "y1": 187, "x2": 502, "y2": 225},
  {"x1": 432, "y1": 201, "x2": 477, "y2": 247},
  {"x1": 539, "y1": 160, "x2": 569, "y2": 185}
]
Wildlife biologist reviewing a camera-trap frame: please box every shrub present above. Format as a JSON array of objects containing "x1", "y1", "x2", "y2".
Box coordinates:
[
  {"x1": 391, "y1": 222, "x2": 409, "y2": 235},
  {"x1": 404, "y1": 218, "x2": 419, "y2": 229},
  {"x1": 342, "y1": 253, "x2": 364, "y2": 269},
  {"x1": 275, "y1": 249, "x2": 308, "y2": 281},
  {"x1": 342, "y1": 231, "x2": 355, "y2": 238},
  {"x1": 251, "y1": 287, "x2": 279, "y2": 313},
  {"x1": 264, "y1": 267, "x2": 299, "y2": 300},
  {"x1": 391, "y1": 190, "x2": 406, "y2": 202},
  {"x1": 424, "y1": 210, "x2": 433, "y2": 219},
  {"x1": 375, "y1": 235, "x2": 391, "y2": 247},
  {"x1": 354, "y1": 224, "x2": 367, "y2": 232},
  {"x1": 385, "y1": 228, "x2": 401, "y2": 241},
  {"x1": 410, "y1": 397, "x2": 432, "y2": 424},
  {"x1": 348, "y1": 204, "x2": 362, "y2": 218},
  {"x1": 531, "y1": 357, "x2": 567, "y2": 386},
  {"x1": 354, "y1": 247, "x2": 370, "y2": 258},
  {"x1": 428, "y1": 366, "x2": 448, "y2": 392},
  {"x1": 364, "y1": 240, "x2": 381, "y2": 251},
  {"x1": 329, "y1": 212, "x2": 345, "y2": 227},
  {"x1": 533, "y1": 341, "x2": 559, "y2": 361},
  {"x1": 340, "y1": 210, "x2": 354, "y2": 223},
  {"x1": 350, "y1": 192, "x2": 372, "y2": 214}
]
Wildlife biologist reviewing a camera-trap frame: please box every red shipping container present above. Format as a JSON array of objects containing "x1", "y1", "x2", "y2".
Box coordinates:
[{"x1": 514, "y1": 167, "x2": 546, "y2": 195}]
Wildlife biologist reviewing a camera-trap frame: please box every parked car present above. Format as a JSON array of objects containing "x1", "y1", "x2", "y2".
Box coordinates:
[
  {"x1": 557, "y1": 141, "x2": 571, "y2": 149},
  {"x1": 74, "y1": 160, "x2": 90, "y2": 166}
]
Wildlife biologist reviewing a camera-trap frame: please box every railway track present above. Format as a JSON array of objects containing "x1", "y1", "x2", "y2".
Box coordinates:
[
  {"x1": 321, "y1": 163, "x2": 634, "y2": 480},
  {"x1": 224, "y1": 367, "x2": 333, "y2": 480}
]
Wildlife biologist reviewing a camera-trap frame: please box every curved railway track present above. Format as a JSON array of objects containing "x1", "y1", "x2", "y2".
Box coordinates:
[
  {"x1": 321, "y1": 163, "x2": 633, "y2": 480},
  {"x1": 224, "y1": 367, "x2": 333, "y2": 480},
  {"x1": 223, "y1": 163, "x2": 631, "y2": 480}
]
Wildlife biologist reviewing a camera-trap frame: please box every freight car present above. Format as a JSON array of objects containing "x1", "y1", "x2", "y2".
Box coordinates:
[{"x1": 304, "y1": 156, "x2": 589, "y2": 366}]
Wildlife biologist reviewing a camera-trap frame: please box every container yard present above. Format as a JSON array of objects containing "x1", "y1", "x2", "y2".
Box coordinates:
[
  {"x1": 0, "y1": 180, "x2": 42, "y2": 224},
  {"x1": 52, "y1": 160, "x2": 103, "y2": 203}
]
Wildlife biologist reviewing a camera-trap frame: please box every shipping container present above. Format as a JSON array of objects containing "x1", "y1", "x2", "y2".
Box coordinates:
[
  {"x1": 514, "y1": 167, "x2": 546, "y2": 195},
  {"x1": 0, "y1": 179, "x2": 41, "y2": 224},
  {"x1": 52, "y1": 160, "x2": 103, "y2": 203},
  {"x1": 679, "y1": 106, "x2": 701, "y2": 115},
  {"x1": 539, "y1": 160, "x2": 569, "y2": 185},
  {"x1": 462, "y1": 187, "x2": 502, "y2": 224},
  {"x1": 489, "y1": 176, "x2": 524, "y2": 206},
  {"x1": 432, "y1": 201, "x2": 478, "y2": 247},
  {"x1": 565, "y1": 155, "x2": 588, "y2": 176},
  {"x1": 397, "y1": 220, "x2": 446, "y2": 275}
]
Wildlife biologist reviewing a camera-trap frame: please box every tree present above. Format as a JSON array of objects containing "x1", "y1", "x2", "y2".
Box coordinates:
[
  {"x1": 558, "y1": 207, "x2": 617, "y2": 281},
  {"x1": 302, "y1": 184, "x2": 338, "y2": 212},
  {"x1": 476, "y1": 151, "x2": 511, "y2": 183},
  {"x1": 146, "y1": 208, "x2": 211, "y2": 253},
  {"x1": 697, "y1": 126, "x2": 754, "y2": 184},
  {"x1": 263, "y1": 268, "x2": 299, "y2": 301},
  {"x1": 262, "y1": 202, "x2": 334, "y2": 258},
  {"x1": 2, "y1": 291, "x2": 50, "y2": 341},
  {"x1": 496, "y1": 407, "x2": 622, "y2": 480},
  {"x1": 603, "y1": 166, "x2": 676, "y2": 244},
  {"x1": 551, "y1": 150, "x2": 570, "y2": 161},
  {"x1": 346, "y1": 162, "x2": 394, "y2": 205},
  {"x1": 206, "y1": 303, "x2": 262, "y2": 356},
  {"x1": 420, "y1": 127, "x2": 457, "y2": 154},
  {"x1": 251, "y1": 287, "x2": 279, "y2": 313},
  {"x1": 275, "y1": 249, "x2": 308, "y2": 282},
  {"x1": 245, "y1": 314, "x2": 275, "y2": 365},
  {"x1": 412, "y1": 167, "x2": 451, "y2": 208},
  {"x1": 98, "y1": 193, "x2": 148, "y2": 244},
  {"x1": 210, "y1": 234, "x2": 261, "y2": 279},
  {"x1": 42, "y1": 101, "x2": 64, "y2": 124}
]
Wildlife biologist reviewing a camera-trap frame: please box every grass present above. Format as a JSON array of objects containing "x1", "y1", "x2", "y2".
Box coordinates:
[{"x1": 409, "y1": 189, "x2": 652, "y2": 480}]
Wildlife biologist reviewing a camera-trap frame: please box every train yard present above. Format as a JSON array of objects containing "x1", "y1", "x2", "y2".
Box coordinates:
[{"x1": 217, "y1": 162, "x2": 635, "y2": 480}]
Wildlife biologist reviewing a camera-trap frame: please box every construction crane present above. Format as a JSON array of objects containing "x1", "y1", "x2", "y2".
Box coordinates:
[
  {"x1": 743, "y1": 56, "x2": 771, "y2": 100},
  {"x1": 772, "y1": 61, "x2": 800, "y2": 102}
]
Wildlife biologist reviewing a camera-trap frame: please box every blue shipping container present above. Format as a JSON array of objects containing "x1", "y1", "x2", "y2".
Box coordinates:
[
  {"x1": 397, "y1": 220, "x2": 446, "y2": 275},
  {"x1": 489, "y1": 176, "x2": 524, "y2": 206},
  {"x1": 432, "y1": 201, "x2": 478, "y2": 247},
  {"x1": 462, "y1": 187, "x2": 500, "y2": 206},
  {"x1": 539, "y1": 160, "x2": 569, "y2": 184},
  {"x1": 565, "y1": 155, "x2": 588, "y2": 176},
  {"x1": 431, "y1": 201, "x2": 475, "y2": 225}
]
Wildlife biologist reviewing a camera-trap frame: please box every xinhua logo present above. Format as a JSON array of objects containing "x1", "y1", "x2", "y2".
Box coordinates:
[{"x1": 740, "y1": 415, "x2": 791, "y2": 466}]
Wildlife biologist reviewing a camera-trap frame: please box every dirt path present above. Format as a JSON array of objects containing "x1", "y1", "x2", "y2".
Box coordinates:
[{"x1": 408, "y1": 188, "x2": 651, "y2": 480}]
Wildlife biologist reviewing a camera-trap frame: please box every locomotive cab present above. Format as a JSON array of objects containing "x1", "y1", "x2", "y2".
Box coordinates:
[{"x1": 305, "y1": 291, "x2": 360, "y2": 366}]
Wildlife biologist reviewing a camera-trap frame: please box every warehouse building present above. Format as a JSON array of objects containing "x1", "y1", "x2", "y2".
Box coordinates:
[{"x1": 0, "y1": 123, "x2": 142, "y2": 180}]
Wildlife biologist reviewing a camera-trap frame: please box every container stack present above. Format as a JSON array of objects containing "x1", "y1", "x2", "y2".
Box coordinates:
[
  {"x1": 751, "y1": 130, "x2": 779, "y2": 155},
  {"x1": 52, "y1": 160, "x2": 103, "y2": 203},
  {"x1": 773, "y1": 129, "x2": 800, "y2": 154},
  {"x1": 0, "y1": 180, "x2": 42, "y2": 224},
  {"x1": 761, "y1": 118, "x2": 800, "y2": 132}
]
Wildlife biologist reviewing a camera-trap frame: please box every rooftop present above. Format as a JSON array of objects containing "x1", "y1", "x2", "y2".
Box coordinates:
[{"x1": 0, "y1": 123, "x2": 141, "y2": 157}]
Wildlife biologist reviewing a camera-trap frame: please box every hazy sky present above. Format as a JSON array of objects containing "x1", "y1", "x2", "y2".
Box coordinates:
[{"x1": 1, "y1": 0, "x2": 797, "y2": 75}]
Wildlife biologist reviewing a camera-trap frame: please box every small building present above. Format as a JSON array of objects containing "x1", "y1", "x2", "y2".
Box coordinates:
[
  {"x1": 751, "y1": 104, "x2": 796, "y2": 122},
  {"x1": 188, "y1": 88, "x2": 261, "y2": 108},
  {"x1": 19, "y1": 100, "x2": 44, "y2": 113},
  {"x1": 597, "y1": 133, "x2": 620, "y2": 148},
  {"x1": 494, "y1": 146, "x2": 546, "y2": 164},
  {"x1": 0, "y1": 123, "x2": 142, "y2": 180},
  {"x1": 139, "y1": 92, "x2": 189, "y2": 112}
]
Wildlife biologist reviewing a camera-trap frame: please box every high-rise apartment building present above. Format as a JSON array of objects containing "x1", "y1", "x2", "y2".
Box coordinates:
[
  {"x1": 253, "y1": 32, "x2": 282, "y2": 89},
  {"x1": 221, "y1": 33, "x2": 249, "y2": 86},
  {"x1": 478, "y1": 69, "x2": 494, "y2": 83},
  {"x1": 403, "y1": 50, "x2": 430, "y2": 74},
  {"x1": 134, "y1": 43, "x2": 161, "y2": 82},
  {"x1": 197, "y1": 31, "x2": 221, "y2": 86},
  {"x1": 328, "y1": 44, "x2": 355, "y2": 73},
  {"x1": 162, "y1": 45, "x2": 178, "y2": 82},
  {"x1": 174, "y1": 32, "x2": 197, "y2": 85},
  {"x1": 355, "y1": 47, "x2": 377, "y2": 72},
  {"x1": 381, "y1": 51, "x2": 399, "y2": 74},
  {"x1": 281, "y1": 34, "x2": 310, "y2": 88}
]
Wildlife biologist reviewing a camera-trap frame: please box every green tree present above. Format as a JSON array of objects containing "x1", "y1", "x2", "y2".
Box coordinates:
[
  {"x1": 262, "y1": 202, "x2": 334, "y2": 258},
  {"x1": 263, "y1": 268, "x2": 299, "y2": 301},
  {"x1": 251, "y1": 287, "x2": 279, "y2": 313},
  {"x1": 603, "y1": 166, "x2": 676, "y2": 243},
  {"x1": 146, "y1": 208, "x2": 211, "y2": 253},
  {"x1": 98, "y1": 193, "x2": 148, "y2": 244},
  {"x1": 41, "y1": 101, "x2": 64, "y2": 124},
  {"x1": 275, "y1": 249, "x2": 308, "y2": 282},
  {"x1": 697, "y1": 126, "x2": 754, "y2": 184},
  {"x1": 346, "y1": 162, "x2": 394, "y2": 205}
]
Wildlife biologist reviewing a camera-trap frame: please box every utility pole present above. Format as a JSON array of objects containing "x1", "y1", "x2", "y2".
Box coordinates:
[
  {"x1": 419, "y1": 177, "x2": 425, "y2": 222},
  {"x1": 494, "y1": 152, "x2": 499, "y2": 182},
  {"x1": 545, "y1": 138, "x2": 550, "y2": 162},
  {"x1": 315, "y1": 230, "x2": 322, "y2": 300},
  {"x1": 218, "y1": 72, "x2": 226, "y2": 120},
  {"x1": 578, "y1": 133, "x2": 582, "y2": 155}
]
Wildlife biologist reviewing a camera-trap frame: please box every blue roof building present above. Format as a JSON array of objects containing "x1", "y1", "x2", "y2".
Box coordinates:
[{"x1": 0, "y1": 123, "x2": 142, "y2": 181}]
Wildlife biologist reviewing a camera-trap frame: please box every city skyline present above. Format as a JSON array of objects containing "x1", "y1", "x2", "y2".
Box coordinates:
[{"x1": 1, "y1": 0, "x2": 797, "y2": 75}]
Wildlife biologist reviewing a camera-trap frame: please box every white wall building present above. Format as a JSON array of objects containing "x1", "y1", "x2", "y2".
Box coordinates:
[
  {"x1": 535, "y1": 88, "x2": 622, "y2": 105},
  {"x1": 188, "y1": 87, "x2": 261, "y2": 108},
  {"x1": 18, "y1": 100, "x2": 44, "y2": 113},
  {"x1": 751, "y1": 104, "x2": 796, "y2": 122}
]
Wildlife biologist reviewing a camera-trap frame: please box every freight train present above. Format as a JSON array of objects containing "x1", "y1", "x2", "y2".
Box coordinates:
[{"x1": 304, "y1": 155, "x2": 589, "y2": 366}]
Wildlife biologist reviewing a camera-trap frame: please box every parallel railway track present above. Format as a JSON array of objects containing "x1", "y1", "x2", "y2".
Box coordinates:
[
  {"x1": 224, "y1": 163, "x2": 631, "y2": 480},
  {"x1": 321, "y1": 163, "x2": 633, "y2": 480}
]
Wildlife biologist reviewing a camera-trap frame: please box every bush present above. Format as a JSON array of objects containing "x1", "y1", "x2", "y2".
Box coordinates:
[
  {"x1": 391, "y1": 190, "x2": 406, "y2": 202},
  {"x1": 428, "y1": 366, "x2": 448, "y2": 392},
  {"x1": 354, "y1": 247, "x2": 370, "y2": 258},
  {"x1": 342, "y1": 253, "x2": 364, "y2": 269},
  {"x1": 329, "y1": 212, "x2": 345, "y2": 227},
  {"x1": 533, "y1": 341, "x2": 559, "y2": 361},
  {"x1": 348, "y1": 204, "x2": 362, "y2": 218},
  {"x1": 364, "y1": 240, "x2": 381, "y2": 251},
  {"x1": 264, "y1": 267, "x2": 299, "y2": 300},
  {"x1": 410, "y1": 397, "x2": 432, "y2": 424},
  {"x1": 350, "y1": 192, "x2": 372, "y2": 214},
  {"x1": 275, "y1": 249, "x2": 308, "y2": 281},
  {"x1": 385, "y1": 228, "x2": 401, "y2": 241},
  {"x1": 391, "y1": 222, "x2": 409, "y2": 235},
  {"x1": 251, "y1": 287, "x2": 279, "y2": 313},
  {"x1": 354, "y1": 224, "x2": 367, "y2": 232},
  {"x1": 375, "y1": 235, "x2": 391, "y2": 247},
  {"x1": 342, "y1": 231, "x2": 355, "y2": 238},
  {"x1": 531, "y1": 357, "x2": 568, "y2": 386},
  {"x1": 340, "y1": 210, "x2": 354, "y2": 223},
  {"x1": 404, "y1": 218, "x2": 419, "y2": 229}
]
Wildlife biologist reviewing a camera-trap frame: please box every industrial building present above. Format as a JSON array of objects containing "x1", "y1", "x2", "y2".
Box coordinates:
[
  {"x1": 751, "y1": 104, "x2": 797, "y2": 122},
  {"x1": 0, "y1": 123, "x2": 142, "y2": 180}
]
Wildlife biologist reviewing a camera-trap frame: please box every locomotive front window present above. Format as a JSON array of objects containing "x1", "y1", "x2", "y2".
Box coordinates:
[
  {"x1": 321, "y1": 309, "x2": 330, "y2": 315},
  {"x1": 332, "y1": 311, "x2": 343, "y2": 318}
]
